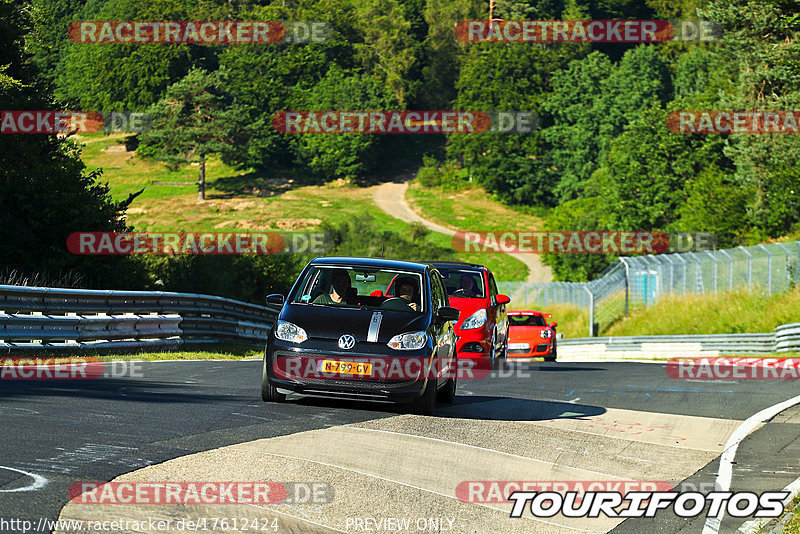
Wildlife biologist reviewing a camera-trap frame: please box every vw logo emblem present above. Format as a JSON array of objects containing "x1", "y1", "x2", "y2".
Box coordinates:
[{"x1": 338, "y1": 334, "x2": 356, "y2": 350}]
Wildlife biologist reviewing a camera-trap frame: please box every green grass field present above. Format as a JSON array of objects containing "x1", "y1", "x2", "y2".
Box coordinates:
[
  {"x1": 606, "y1": 287, "x2": 800, "y2": 336},
  {"x1": 78, "y1": 134, "x2": 527, "y2": 280}
]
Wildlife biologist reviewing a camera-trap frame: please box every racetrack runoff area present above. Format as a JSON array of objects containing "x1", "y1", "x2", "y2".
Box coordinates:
[{"x1": 43, "y1": 359, "x2": 800, "y2": 534}]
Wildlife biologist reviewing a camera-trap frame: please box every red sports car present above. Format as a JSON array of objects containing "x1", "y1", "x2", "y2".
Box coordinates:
[
  {"x1": 507, "y1": 310, "x2": 558, "y2": 361},
  {"x1": 427, "y1": 262, "x2": 510, "y2": 368}
]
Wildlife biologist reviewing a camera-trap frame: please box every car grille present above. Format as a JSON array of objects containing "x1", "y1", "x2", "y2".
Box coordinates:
[{"x1": 271, "y1": 350, "x2": 420, "y2": 389}]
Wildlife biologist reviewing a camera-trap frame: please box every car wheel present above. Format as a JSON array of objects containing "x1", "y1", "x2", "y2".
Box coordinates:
[
  {"x1": 261, "y1": 353, "x2": 285, "y2": 403},
  {"x1": 438, "y1": 375, "x2": 457, "y2": 404},
  {"x1": 411, "y1": 378, "x2": 437, "y2": 415},
  {"x1": 489, "y1": 329, "x2": 496, "y2": 368}
]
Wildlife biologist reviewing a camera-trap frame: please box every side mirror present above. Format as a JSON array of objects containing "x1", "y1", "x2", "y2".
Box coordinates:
[
  {"x1": 266, "y1": 294, "x2": 285, "y2": 307},
  {"x1": 550, "y1": 321, "x2": 558, "y2": 328},
  {"x1": 436, "y1": 306, "x2": 460, "y2": 322},
  {"x1": 370, "y1": 290, "x2": 384, "y2": 297},
  {"x1": 496, "y1": 294, "x2": 510, "y2": 305}
]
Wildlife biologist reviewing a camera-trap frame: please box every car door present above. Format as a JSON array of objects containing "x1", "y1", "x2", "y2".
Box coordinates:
[
  {"x1": 429, "y1": 270, "x2": 456, "y2": 379},
  {"x1": 487, "y1": 270, "x2": 508, "y2": 345}
]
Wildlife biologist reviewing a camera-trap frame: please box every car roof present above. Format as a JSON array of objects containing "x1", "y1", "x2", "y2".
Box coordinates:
[
  {"x1": 509, "y1": 310, "x2": 544, "y2": 316},
  {"x1": 426, "y1": 260, "x2": 486, "y2": 271},
  {"x1": 310, "y1": 256, "x2": 429, "y2": 273}
]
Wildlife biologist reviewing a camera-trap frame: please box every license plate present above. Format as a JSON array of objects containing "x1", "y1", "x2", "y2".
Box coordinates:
[
  {"x1": 508, "y1": 343, "x2": 530, "y2": 350},
  {"x1": 318, "y1": 360, "x2": 372, "y2": 376}
]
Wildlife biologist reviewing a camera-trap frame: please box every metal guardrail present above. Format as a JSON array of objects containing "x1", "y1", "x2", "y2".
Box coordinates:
[
  {"x1": 560, "y1": 323, "x2": 800, "y2": 354},
  {"x1": 0, "y1": 285, "x2": 277, "y2": 350}
]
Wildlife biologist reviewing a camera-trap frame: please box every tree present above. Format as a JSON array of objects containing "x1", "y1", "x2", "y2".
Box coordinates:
[
  {"x1": 54, "y1": 0, "x2": 219, "y2": 111},
  {"x1": 139, "y1": 67, "x2": 248, "y2": 201},
  {"x1": 448, "y1": 41, "x2": 584, "y2": 205},
  {"x1": 0, "y1": 0, "x2": 141, "y2": 287},
  {"x1": 292, "y1": 66, "x2": 396, "y2": 180}
]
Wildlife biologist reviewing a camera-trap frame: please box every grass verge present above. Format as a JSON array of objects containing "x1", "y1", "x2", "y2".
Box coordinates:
[
  {"x1": 605, "y1": 287, "x2": 800, "y2": 336},
  {"x1": 1, "y1": 342, "x2": 262, "y2": 361}
]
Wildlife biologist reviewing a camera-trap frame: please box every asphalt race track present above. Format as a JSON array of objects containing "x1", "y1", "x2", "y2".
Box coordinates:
[{"x1": 2, "y1": 359, "x2": 800, "y2": 534}]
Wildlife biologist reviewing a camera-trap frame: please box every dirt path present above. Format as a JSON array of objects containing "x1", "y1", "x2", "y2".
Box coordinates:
[{"x1": 372, "y1": 181, "x2": 552, "y2": 283}]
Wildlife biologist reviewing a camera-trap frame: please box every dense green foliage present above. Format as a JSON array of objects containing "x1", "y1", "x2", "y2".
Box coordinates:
[{"x1": 7, "y1": 0, "x2": 800, "y2": 288}]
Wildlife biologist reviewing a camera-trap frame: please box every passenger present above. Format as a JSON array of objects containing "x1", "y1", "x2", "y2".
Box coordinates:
[{"x1": 313, "y1": 269, "x2": 352, "y2": 305}]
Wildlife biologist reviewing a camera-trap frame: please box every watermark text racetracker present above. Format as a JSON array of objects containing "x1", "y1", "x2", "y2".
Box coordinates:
[
  {"x1": 273, "y1": 111, "x2": 536, "y2": 134},
  {"x1": 456, "y1": 19, "x2": 721, "y2": 43},
  {"x1": 67, "y1": 232, "x2": 327, "y2": 255},
  {"x1": 668, "y1": 358, "x2": 800, "y2": 380},
  {"x1": 452, "y1": 231, "x2": 715, "y2": 254},
  {"x1": 69, "y1": 481, "x2": 333, "y2": 505},
  {"x1": 68, "y1": 20, "x2": 331, "y2": 44},
  {"x1": 0, "y1": 358, "x2": 142, "y2": 380}
]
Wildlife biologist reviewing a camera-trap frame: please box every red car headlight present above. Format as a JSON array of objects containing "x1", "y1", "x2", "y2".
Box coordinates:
[{"x1": 539, "y1": 329, "x2": 552, "y2": 339}]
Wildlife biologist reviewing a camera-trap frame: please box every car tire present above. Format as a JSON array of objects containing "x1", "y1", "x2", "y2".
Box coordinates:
[
  {"x1": 412, "y1": 378, "x2": 437, "y2": 415},
  {"x1": 438, "y1": 375, "x2": 456, "y2": 404},
  {"x1": 261, "y1": 353, "x2": 286, "y2": 403},
  {"x1": 489, "y1": 329, "x2": 499, "y2": 370}
]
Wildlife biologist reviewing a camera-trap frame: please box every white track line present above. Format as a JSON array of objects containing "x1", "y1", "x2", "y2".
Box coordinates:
[
  {"x1": 703, "y1": 393, "x2": 800, "y2": 534},
  {"x1": 0, "y1": 465, "x2": 48, "y2": 492}
]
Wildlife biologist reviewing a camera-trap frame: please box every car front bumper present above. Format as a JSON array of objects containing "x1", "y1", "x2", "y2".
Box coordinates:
[{"x1": 265, "y1": 338, "x2": 435, "y2": 402}]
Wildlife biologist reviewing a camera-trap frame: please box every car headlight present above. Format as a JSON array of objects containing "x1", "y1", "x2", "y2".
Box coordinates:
[
  {"x1": 540, "y1": 329, "x2": 552, "y2": 339},
  {"x1": 461, "y1": 308, "x2": 487, "y2": 330},
  {"x1": 275, "y1": 320, "x2": 307, "y2": 343},
  {"x1": 387, "y1": 331, "x2": 428, "y2": 350}
]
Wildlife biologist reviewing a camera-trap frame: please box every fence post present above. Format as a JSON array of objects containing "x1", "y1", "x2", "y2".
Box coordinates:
[
  {"x1": 705, "y1": 250, "x2": 718, "y2": 292},
  {"x1": 719, "y1": 249, "x2": 733, "y2": 290},
  {"x1": 675, "y1": 254, "x2": 688, "y2": 293},
  {"x1": 777, "y1": 242, "x2": 792, "y2": 290},
  {"x1": 584, "y1": 286, "x2": 594, "y2": 337},
  {"x1": 758, "y1": 244, "x2": 772, "y2": 294},
  {"x1": 738, "y1": 246, "x2": 753, "y2": 291},
  {"x1": 619, "y1": 258, "x2": 630, "y2": 315}
]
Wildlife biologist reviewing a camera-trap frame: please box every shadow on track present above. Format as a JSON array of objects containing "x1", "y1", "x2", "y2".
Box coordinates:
[
  {"x1": 0, "y1": 378, "x2": 250, "y2": 404},
  {"x1": 276, "y1": 392, "x2": 605, "y2": 422}
]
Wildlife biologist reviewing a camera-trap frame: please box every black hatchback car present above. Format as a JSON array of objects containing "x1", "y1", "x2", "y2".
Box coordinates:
[{"x1": 261, "y1": 257, "x2": 460, "y2": 415}]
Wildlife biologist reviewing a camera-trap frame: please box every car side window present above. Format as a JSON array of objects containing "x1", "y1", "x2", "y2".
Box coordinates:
[
  {"x1": 430, "y1": 273, "x2": 446, "y2": 312},
  {"x1": 488, "y1": 272, "x2": 498, "y2": 304}
]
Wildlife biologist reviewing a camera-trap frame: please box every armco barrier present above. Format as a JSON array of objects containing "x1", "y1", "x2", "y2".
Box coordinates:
[
  {"x1": 559, "y1": 323, "x2": 800, "y2": 358},
  {"x1": 0, "y1": 285, "x2": 277, "y2": 350}
]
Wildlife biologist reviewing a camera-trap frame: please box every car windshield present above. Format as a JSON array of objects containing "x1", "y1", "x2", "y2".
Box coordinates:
[
  {"x1": 291, "y1": 266, "x2": 424, "y2": 313},
  {"x1": 437, "y1": 268, "x2": 485, "y2": 298},
  {"x1": 509, "y1": 314, "x2": 547, "y2": 327}
]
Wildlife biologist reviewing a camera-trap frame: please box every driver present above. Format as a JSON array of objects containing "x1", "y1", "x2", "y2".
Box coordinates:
[
  {"x1": 456, "y1": 273, "x2": 479, "y2": 297},
  {"x1": 313, "y1": 269, "x2": 353, "y2": 305},
  {"x1": 394, "y1": 277, "x2": 418, "y2": 311}
]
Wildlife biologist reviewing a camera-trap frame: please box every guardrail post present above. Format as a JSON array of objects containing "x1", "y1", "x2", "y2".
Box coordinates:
[{"x1": 584, "y1": 286, "x2": 595, "y2": 337}]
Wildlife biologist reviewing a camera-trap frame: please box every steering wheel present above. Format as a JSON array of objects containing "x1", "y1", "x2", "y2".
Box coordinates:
[
  {"x1": 452, "y1": 288, "x2": 468, "y2": 296},
  {"x1": 380, "y1": 297, "x2": 413, "y2": 311}
]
